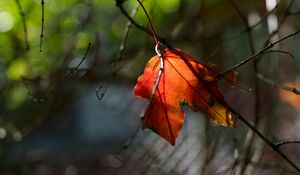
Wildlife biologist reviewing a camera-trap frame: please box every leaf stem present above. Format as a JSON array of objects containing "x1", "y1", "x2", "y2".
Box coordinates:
[{"x1": 136, "y1": 0, "x2": 159, "y2": 45}]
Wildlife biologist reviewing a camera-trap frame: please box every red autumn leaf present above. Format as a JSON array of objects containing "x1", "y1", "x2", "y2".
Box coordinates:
[{"x1": 134, "y1": 48, "x2": 233, "y2": 145}]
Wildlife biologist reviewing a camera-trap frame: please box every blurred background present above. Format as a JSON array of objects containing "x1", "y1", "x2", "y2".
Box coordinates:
[{"x1": 0, "y1": 0, "x2": 300, "y2": 174}]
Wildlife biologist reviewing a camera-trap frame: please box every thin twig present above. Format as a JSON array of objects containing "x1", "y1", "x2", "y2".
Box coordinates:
[
  {"x1": 230, "y1": 108, "x2": 300, "y2": 172},
  {"x1": 248, "y1": 159, "x2": 299, "y2": 174},
  {"x1": 216, "y1": 29, "x2": 300, "y2": 80},
  {"x1": 51, "y1": 42, "x2": 91, "y2": 94},
  {"x1": 40, "y1": 0, "x2": 45, "y2": 52},
  {"x1": 227, "y1": 1, "x2": 260, "y2": 174},
  {"x1": 263, "y1": 0, "x2": 295, "y2": 45},
  {"x1": 256, "y1": 73, "x2": 300, "y2": 95},
  {"x1": 275, "y1": 141, "x2": 300, "y2": 148},
  {"x1": 117, "y1": 3, "x2": 153, "y2": 37},
  {"x1": 249, "y1": 2, "x2": 281, "y2": 30},
  {"x1": 262, "y1": 50, "x2": 294, "y2": 58},
  {"x1": 15, "y1": 0, "x2": 30, "y2": 50},
  {"x1": 203, "y1": 1, "x2": 280, "y2": 62},
  {"x1": 228, "y1": 0, "x2": 248, "y2": 24},
  {"x1": 220, "y1": 1, "x2": 300, "y2": 173},
  {"x1": 118, "y1": 2, "x2": 142, "y2": 60},
  {"x1": 116, "y1": 1, "x2": 169, "y2": 45},
  {"x1": 136, "y1": 0, "x2": 159, "y2": 44},
  {"x1": 100, "y1": 2, "x2": 143, "y2": 102},
  {"x1": 70, "y1": 43, "x2": 91, "y2": 74},
  {"x1": 112, "y1": 0, "x2": 144, "y2": 74},
  {"x1": 123, "y1": 122, "x2": 142, "y2": 149}
]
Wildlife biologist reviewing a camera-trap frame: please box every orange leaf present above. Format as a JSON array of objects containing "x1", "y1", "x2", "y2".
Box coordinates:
[{"x1": 134, "y1": 48, "x2": 233, "y2": 145}]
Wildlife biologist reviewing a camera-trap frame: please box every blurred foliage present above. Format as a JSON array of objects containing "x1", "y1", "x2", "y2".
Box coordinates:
[{"x1": 1, "y1": 0, "x2": 300, "y2": 174}]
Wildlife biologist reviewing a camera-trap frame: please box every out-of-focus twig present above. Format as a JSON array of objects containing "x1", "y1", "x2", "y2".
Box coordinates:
[
  {"x1": 227, "y1": 1, "x2": 260, "y2": 174},
  {"x1": 15, "y1": 0, "x2": 30, "y2": 50},
  {"x1": 263, "y1": 0, "x2": 295, "y2": 45},
  {"x1": 249, "y1": 2, "x2": 280, "y2": 30},
  {"x1": 113, "y1": 0, "x2": 144, "y2": 70},
  {"x1": 248, "y1": 159, "x2": 299, "y2": 174},
  {"x1": 256, "y1": 73, "x2": 300, "y2": 95}
]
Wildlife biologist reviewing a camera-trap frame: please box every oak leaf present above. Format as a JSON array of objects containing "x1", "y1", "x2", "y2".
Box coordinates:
[{"x1": 134, "y1": 48, "x2": 233, "y2": 145}]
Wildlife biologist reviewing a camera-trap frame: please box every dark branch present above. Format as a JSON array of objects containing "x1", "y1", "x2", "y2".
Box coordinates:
[
  {"x1": 275, "y1": 141, "x2": 300, "y2": 148},
  {"x1": 70, "y1": 42, "x2": 91, "y2": 74},
  {"x1": 216, "y1": 29, "x2": 300, "y2": 80},
  {"x1": 116, "y1": 1, "x2": 169, "y2": 46},
  {"x1": 262, "y1": 50, "x2": 294, "y2": 58},
  {"x1": 230, "y1": 108, "x2": 300, "y2": 172},
  {"x1": 40, "y1": 0, "x2": 45, "y2": 52},
  {"x1": 51, "y1": 42, "x2": 91, "y2": 94}
]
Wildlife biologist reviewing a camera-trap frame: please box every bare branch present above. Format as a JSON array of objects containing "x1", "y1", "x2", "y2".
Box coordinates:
[
  {"x1": 216, "y1": 29, "x2": 300, "y2": 80},
  {"x1": 275, "y1": 141, "x2": 300, "y2": 148},
  {"x1": 40, "y1": 0, "x2": 45, "y2": 52},
  {"x1": 262, "y1": 50, "x2": 294, "y2": 58},
  {"x1": 230, "y1": 108, "x2": 300, "y2": 172},
  {"x1": 256, "y1": 73, "x2": 300, "y2": 95},
  {"x1": 70, "y1": 42, "x2": 91, "y2": 74},
  {"x1": 113, "y1": 0, "x2": 145, "y2": 73},
  {"x1": 116, "y1": 2, "x2": 153, "y2": 38},
  {"x1": 118, "y1": 2, "x2": 142, "y2": 60},
  {"x1": 226, "y1": 1, "x2": 300, "y2": 173},
  {"x1": 51, "y1": 42, "x2": 91, "y2": 94},
  {"x1": 116, "y1": 0, "x2": 170, "y2": 46}
]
